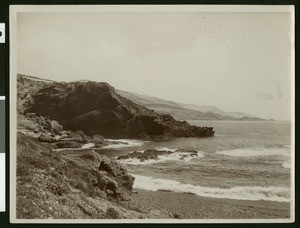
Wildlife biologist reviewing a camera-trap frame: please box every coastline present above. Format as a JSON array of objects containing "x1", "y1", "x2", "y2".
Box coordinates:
[{"x1": 127, "y1": 188, "x2": 290, "y2": 219}]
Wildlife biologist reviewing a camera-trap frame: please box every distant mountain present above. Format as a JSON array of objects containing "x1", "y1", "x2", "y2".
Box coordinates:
[
  {"x1": 17, "y1": 75, "x2": 214, "y2": 139},
  {"x1": 179, "y1": 103, "x2": 228, "y2": 116},
  {"x1": 117, "y1": 90, "x2": 183, "y2": 109},
  {"x1": 227, "y1": 112, "x2": 255, "y2": 118},
  {"x1": 180, "y1": 104, "x2": 259, "y2": 119},
  {"x1": 117, "y1": 90, "x2": 265, "y2": 121}
]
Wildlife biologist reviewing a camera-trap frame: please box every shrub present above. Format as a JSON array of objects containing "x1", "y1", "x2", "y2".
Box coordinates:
[
  {"x1": 79, "y1": 153, "x2": 95, "y2": 161},
  {"x1": 24, "y1": 155, "x2": 50, "y2": 170},
  {"x1": 105, "y1": 207, "x2": 120, "y2": 219}
]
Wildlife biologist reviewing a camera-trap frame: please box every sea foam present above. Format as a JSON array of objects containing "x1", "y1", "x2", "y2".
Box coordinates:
[
  {"x1": 81, "y1": 143, "x2": 95, "y2": 149},
  {"x1": 132, "y1": 174, "x2": 290, "y2": 202},
  {"x1": 118, "y1": 150, "x2": 203, "y2": 165},
  {"x1": 102, "y1": 139, "x2": 148, "y2": 149}
]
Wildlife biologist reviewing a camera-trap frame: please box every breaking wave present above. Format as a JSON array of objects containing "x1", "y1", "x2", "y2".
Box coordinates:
[
  {"x1": 132, "y1": 174, "x2": 290, "y2": 202},
  {"x1": 102, "y1": 139, "x2": 149, "y2": 149},
  {"x1": 154, "y1": 147, "x2": 177, "y2": 152},
  {"x1": 81, "y1": 143, "x2": 95, "y2": 149},
  {"x1": 119, "y1": 151, "x2": 203, "y2": 165}
]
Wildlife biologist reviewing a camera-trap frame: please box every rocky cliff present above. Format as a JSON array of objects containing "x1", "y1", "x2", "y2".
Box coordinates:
[
  {"x1": 17, "y1": 74, "x2": 55, "y2": 114},
  {"x1": 18, "y1": 75, "x2": 214, "y2": 139}
]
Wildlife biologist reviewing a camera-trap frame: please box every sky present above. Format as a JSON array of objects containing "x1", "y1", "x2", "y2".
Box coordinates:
[{"x1": 17, "y1": 11, "x2": 293, "y2": 120}]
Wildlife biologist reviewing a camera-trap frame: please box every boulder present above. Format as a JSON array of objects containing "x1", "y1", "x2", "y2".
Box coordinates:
[
  {"x1": 38, "y1": 133, "x2": 53, "y2": 142},
  {"x1": 92, "y1": 135, "x2": 104, "y2": 142},
  {"x1": 59, "y1": 131, "x2": 69, "y2": 139},
  {"x1": 94, "y1": 142, "x2": 103, "y2": 148},
  {"x1": 36, "y1": 116, "x2": 47, "y2": 127},
  {"x1": 25, "y1": 112, "x2": 37, "y2": 119},
  {"x1": 117, "y1": 149, "x2": 172, "y2": 162},
  {"x1": 50, "y1": 120, "x2": 63, "y2": 134},
  {"x1": 99, "y1": 161, "x2": 115, "y2": 176},
  {"x1": 54, "y1": 141, "x2": 81, "y2": 148},
  {"x1": 75, "y1": 130, "x2": 89, "y2": 143},
  {"x1": 18, "y1": 118, "x2": 40, "y2": 133}
]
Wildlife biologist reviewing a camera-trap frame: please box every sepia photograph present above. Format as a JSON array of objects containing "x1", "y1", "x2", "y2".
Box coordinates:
[{"x1": 9, "y1": 5, "x2": 294, "y2": 223}]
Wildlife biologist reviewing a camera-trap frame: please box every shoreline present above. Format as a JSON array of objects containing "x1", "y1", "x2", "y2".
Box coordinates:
[{"x1": 128, "y1": 188, "x2": 290, "y2": 219}]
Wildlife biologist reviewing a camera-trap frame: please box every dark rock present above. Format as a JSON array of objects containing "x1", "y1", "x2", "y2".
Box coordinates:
[
  {"x1": 54, "y1": 141, "x2": 81, "y2": 148},
  {"x1": 117, "y1": 155, "x2": 130, "y2": 160},
  {"x1": 50, "y1": 120, "x2": 63, "y2": 134},
  {"x1": 171, "y1": 212, "x2": 181, "y2": 219},
  {"x1": 92, "y1": 135, "x2": 104, "y2": 142},
  {"x1": 105, "y1": 178, "x2": 121, "y2": 199},
  {"x1": 93, "y1": 163, "x2": 133, "y2": 200},
  {"x1": 99, "y1": 161, "x2": 115, "y2": 176},
  {"x1": 93, "y1": 171, "x2": 108, "y2": 190},
  {"x1": 94, "y1": 142, "x2": 103, "y2": 148},
  {"x1": 36, "y1": 116, "x2": 47, "y2": 127},
  {"x1": 75, "y1": 130, "x2": 90, "y2": 143},
  {"x1": 97, "y1": 159, "x2": 135, "y2": 196},
  {"x1": 25, "y1": 112, "x2": 37, "y2": 119},
  {"x1": 117, "y1": 149, "x2": 173, "y2": 162},
  {"x1": 175, "y1": 149, "x2": 198, "y2": 153}
]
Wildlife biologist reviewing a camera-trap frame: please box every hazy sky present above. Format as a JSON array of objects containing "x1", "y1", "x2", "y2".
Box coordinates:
[{"x1": 17, "y1": 11, "x2": 293, "y2": 120}]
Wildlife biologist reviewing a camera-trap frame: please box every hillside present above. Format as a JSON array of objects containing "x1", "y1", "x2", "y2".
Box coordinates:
[
  {"x1": 15, "y1": 74, "x2": 215, "y2": 219},
  {"x1": 117, "y1": 90, "x2": 183, "y2": 109},
  {"x1": 179, "y1": 103, "x2": 228, "y2": 116},
  {"x1": 227, "y1": 112, "x2": 255, "y2": 118},
  {"x1": 117, "y1": 90, "x2": 265, "y2": 121},
  {"x1": 17, "y1": 75, "x2": 214, "y2": 139},
  {"x1": 16, "y1": 132, "x2": 171, "y2": 219}
]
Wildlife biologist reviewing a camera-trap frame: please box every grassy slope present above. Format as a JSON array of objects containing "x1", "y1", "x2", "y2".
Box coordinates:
[{"x1": 16, "y1": 133, "x2": 168, "y2": 219}]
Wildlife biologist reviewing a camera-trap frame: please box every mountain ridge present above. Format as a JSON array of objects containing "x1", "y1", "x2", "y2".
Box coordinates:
[{"x1": 117, "y1": 90, "x2": 266, "y2": 121}]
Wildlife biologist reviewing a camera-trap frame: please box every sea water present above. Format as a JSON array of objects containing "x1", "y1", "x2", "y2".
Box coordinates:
[{"x1": 99, "y1": 121, "x2": 292, "y2": 202}]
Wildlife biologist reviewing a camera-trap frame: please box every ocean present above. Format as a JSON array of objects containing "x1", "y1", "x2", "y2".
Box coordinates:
[{"x1": 97, "y1": 121, "x2": 292, "y2": 203}]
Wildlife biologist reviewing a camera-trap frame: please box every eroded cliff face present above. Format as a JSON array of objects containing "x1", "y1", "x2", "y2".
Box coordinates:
[
  {"x1": 18, "y1": 74, "x2": 214, "y2": 139},
  {"x1": 17, "y1": 75, "x2": 55, "y2": 114}
]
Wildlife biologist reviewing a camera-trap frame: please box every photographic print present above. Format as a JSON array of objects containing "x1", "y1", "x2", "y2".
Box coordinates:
[{"x1": 9, "y1": 5, "x2": 294, "y2": 223}]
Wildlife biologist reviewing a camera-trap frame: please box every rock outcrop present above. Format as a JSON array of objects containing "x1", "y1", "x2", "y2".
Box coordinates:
[
  {"x1": 17, "y1": 74, "x2": 55, "y2": 114},
  {"x1": 97, "y1": 158, "x2": 135, "y2": 199},
  {"x1": 18, "y1": 74, "x2": 214, "y2": 139},
  {"x1": 18, "y1": 113, "x2": 104, "y2": 148}
]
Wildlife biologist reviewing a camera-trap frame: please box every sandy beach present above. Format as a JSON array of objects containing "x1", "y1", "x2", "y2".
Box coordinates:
[{"x1": 127, "y1": 188, "x2": 290, "y2": 219}]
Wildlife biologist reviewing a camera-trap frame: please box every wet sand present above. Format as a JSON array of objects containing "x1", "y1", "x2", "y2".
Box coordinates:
[{"x1": 129, "y1": 188, "x2": 291, "y2": 220}]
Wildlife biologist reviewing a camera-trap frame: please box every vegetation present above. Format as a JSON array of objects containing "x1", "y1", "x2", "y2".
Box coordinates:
[{"x1": 16, "y1": 133, "x2": 143, "y2": 219}]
